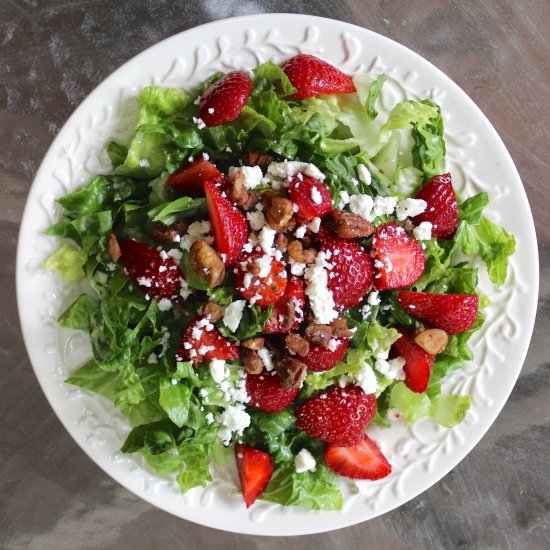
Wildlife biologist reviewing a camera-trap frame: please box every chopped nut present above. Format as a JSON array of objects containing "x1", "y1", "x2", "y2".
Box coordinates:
[
  {"x1": 285, "y1": 333, "x2": 310, "y2": 357},
  {"x1": 263, "y1": 192, "x2": 295, "y2": 231},
  {"x1": 330, "y1": 317, "x2": 354, "y2": 338},
  {"x1": 189, "y1": 240, "x2": 225, "y2": 288},
  {"x1": 327, "y1": 210, "x2": 375, "y2": 239},
  {"x1": 152, "y1": 220, "x2": 188, "y2": 245},
  {"x1": 287, "y1": 240, "x2": 317, "y2": 264},
  {"x1": 242, "y1": 348, "x2": 264, "y2": 375},
  {"x1": 241, "y1": 150, "x2": 273, "y2": 173},
  {"x1": 226, "y1": 170, "x2": 262, "y2": 210},
  {"x1": 241, "y1": 337, "x2": 265, "y2": 351},
  {"x1": 108, "y1": 233, "x2": 121, "y2": 263},
  {"x1": 201, "y1": 301, "x2": 224, "y2": 323},
  {"x1": 304, "y1": 324, "x2": 334, "y2": 347},
  {"x1": 414, "y1": 328, "x2": 448, "y2": 355},
  {"x1": 275, "y1": 232, "x2": 288, "y2": 252},
  {"x1": 275, "y1": 355, "x2": 308, "y2": 389}
]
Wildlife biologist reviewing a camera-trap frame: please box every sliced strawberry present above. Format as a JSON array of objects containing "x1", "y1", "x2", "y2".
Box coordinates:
[
  {"x1": 177, "y1": 316, "x2": 239, "y2": 365},
  {"x1": 234, "y1": 252, "x2": 288, "y2": 308},
  {"x1": 412, "y1": 173, "x2": 459, "y2": 239},
  {"x1": 371, "y1": 222, "x2": 425, "y2": 290},
  {"x1": 119, "y1": 239, "x2": 183, "y2": 300},
  {"x1": 199, "y1": 71, "x2": 253, "y2": 127},
  {"x1": 263, "y1": 275, "x2": 305, "y2": 333},
  {"x1": 235, "y1": 443, "x2": 274, "y2": 508},
  {"x1": 295, "y1": 385, "x2": 377, "y2": 446},
  {"x1": 204, "y1": 179, "x2": 248, "y2": 267},
  {"x1": 300, "y1": 338, "x2": 349, "y2": 372},
  {"x1": 398, "y1": 290, "x2": 479, "y2": 335},
  {"x1": 325, "y1": 434, "x2": 392, "y2": 480},
  {"x1": 288, "y1": 175, "x2": 333, "y2": 222},
  {"x1": 319, "y1": 228, "x2": 373, "y2": 311},
  {"x1": 246, "y1": 370, "x2": 300, "y2": 413},
  {"x1": 166, "y1": 157, "x2": 222, "y2": 196},
  {"x1": 392, "y1": 328, "x2": 434, "y2": 393},
  {"x1": 283, "y1": 54, "x2": 356, "y2": 99}
]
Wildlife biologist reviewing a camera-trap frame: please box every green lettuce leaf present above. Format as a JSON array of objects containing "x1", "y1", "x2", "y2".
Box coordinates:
[
  {"x1": 147, "y1": 196, "x2": 207, "y2": 224},
  {"x1": 430, "y1": 394, "x2": 470, "y2": 428},
  {"x1": 366, "y1": 75, "x2": 386, "y2": 120},
  {"x1": 176, "y1": 444, "x2": 212, "y2": 492},
  {"x1": 44, "y1": 243, "x2": 87, "y2": 283},
  {"x1": 58, "y1": 294, "x2": 98, "y2": 331},
  {"x1": 159, "y1": 378, "x2": 193, "y2": 428}
]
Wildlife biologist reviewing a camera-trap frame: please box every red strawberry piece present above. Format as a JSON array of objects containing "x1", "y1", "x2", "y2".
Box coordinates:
[
  {"x1": 412, "y1": 173, "x2": 459, "y2": 239},
  {"x1": 246, "y1": 370, "x2": 300, "y2": 413},
  {"x1": 318, "y1": 228, "x2": 373, "y2": 311},
  {"x1": 235, "y1": 443, "x2": 274, "y2": 508},
  {"x1": 204, "y1": 179, "x2": 248, "y2": 267},
  {"x1": 199, "y1": 71, "x2": 253, "y2": 127},
  {"x1": 325, "y1": 434, "x2": 392, "y2": 480},
  {"x1": 234, "y1": 252, "x2": 288, "y2": 308},
  {"x1": 283, "y1": 54, "x2": 356, "y2": 99},
  {"x1": 177, "y1": 316, "x2": 239, "y2": 365},
  {"x1": 392, "y1": 328, "x2": 434, "y2": 393},
  {"x1": 295, "y1": 385, "x2": 377, "y2": 446},
  {"x1": 300, "y1": 338, "x2": 349, "y2": 372},
  {"x1": 263, "y1": 275, "x2": 305, "y2": 333},
  {"x1": 166, "y1": 157, "x2": 222, "y2": 196},
  {"x1": 119, "y1": 239, "x2": 183, "y2": 300},
  {"x1": 371, "y1": 222, "x2": 425, "y2": 290},
  {"x1": 288, "y1": 175, "x2": 333, "y2": 222},
  {"x1": 398, "y1": 290, "x2": 479, "y2": 335}
]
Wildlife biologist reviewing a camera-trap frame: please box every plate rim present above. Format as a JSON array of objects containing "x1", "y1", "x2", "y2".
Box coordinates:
[{"x1": 16, "y1": 12, "x2": 539, "y2": 536}]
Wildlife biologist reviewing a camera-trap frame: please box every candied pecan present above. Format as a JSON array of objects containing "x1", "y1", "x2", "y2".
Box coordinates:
[
  {"x1": 226, "y1": 170, "x2": 262, "y2": 211},
  {"x1": 152, "y1": 220, "x2": 188, "y2": 245},
  {"x1": 242, "y1": 348, "x2": 264, "y2": 375},
  {"x1": 285, "y1": 333, "x2": 310, "y2": 357},
  {"x1": 280, "y1": 301, "x2": 297, "y2": 332},
  {"x1": 275, "y1": 232, "x2": 288, "y2": 252},
  {"x1": 189, "y1": 240, "x2": 225, "y2": 288},
  {"x1": 304, "y1": 324, "x2": 334, "y2": 347},
  {"x1": 414, "y1": 328, "x2": 448, "y2": 355},
  {"x1": 327, "y1": 210, "x2": 375, "y2": 239},
  {"x1": 330, "y1": 317, "x2": 354, "y2": 338},
  {"x1": 241, "y1": 150, "x2": 273, "y2": 173},
  {"x1": 287, "y1": 240, "x2": 317, "y2": 264},
  {"x1": 241, "y1": 337, "x2": 265, "y2": 351},
  {"x1": 202, "y1": 301, "x2": 224, "y2": 323},
  {"x1": 275, "y1": 355, "x2": 308, "y2": 389},
  {"x1": 263, "y1": 192, "x2": 295, "y2": 231},
  {"x1": 108, "y1": 233, "x2": 121, "y2": 263}
]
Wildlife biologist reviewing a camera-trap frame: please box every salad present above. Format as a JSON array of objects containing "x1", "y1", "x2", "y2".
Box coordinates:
[{"x1": 46, "y1": 54, "x2": 515, "y2": 510}]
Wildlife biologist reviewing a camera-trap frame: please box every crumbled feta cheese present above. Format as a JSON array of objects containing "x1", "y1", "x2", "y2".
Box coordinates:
[
  {"x1": 207, "y1": 107, "x2": 215, "y2": 114},
  {"x1": 266, "y1": 161, "x2": 325, "y2": 181},
  {"x1": 210, "y1": 359, "x2": 226, "y2": 384},
  {"x1": 304, "y1": 251, "x2": 338, "y2": 324},
  {"x1": 396, "y1": 198, "x2": 427, "y2": 221},
  {"x1": 136, "y1": 276, "x2": 152, "y2": 288},
  {"x1": 373, "y1": 195, "x2": 398, "y2": 218},
  {"x1": 311, "y1": 185, "x2": 323, "y2": 205},
  {"x1": 294, "y1": 225, "x2": 307, "y2": 239},
  {"x1": 375, "y1": 356, "x2": 406, "y2": 381},
  {"x1": 228, "y1": 165, "x2": 263, "y2": 190},
  {"x1": 157, "y1": 298, "x2": 173, "y2": 311},
  {"x1": 359, "y1": 304, "x2": 371, "y2": 319},
  {"x1": 246, "y1": 211, "x2": 266, "y2": 231},
  {"x1": 255, "y1": 254, "x2": 272, "y2": 278},
  {"x1": 223, "y1": 300, "x2": 246, "y2": 333},
  {"x1": 357, "y1": 164, "x2": 371, "y2": 185},
  {"x1": 217, "y1": 404, "x2": 251, "y2": 446},
  {"x1": 294, "y1": 448, "x2": 316, "y2": 473},
  {"x1": 289, "y1": 258, "x2": 306, "y2": 276},
  {"x1": 338, "y1": 189, "x2": 351, "y2": 208},
  {"x1": 327, "y1": 338, "x2": 339, "y2": 352},
  {"x1": 258, "y1": 226, "x2": 276, "y2": 254},
  {"x1": 192, "y1": 116, "x2": 206, "y2": 130},
  {"x1": 179, "y1": 278, "x2": 191, "y2": 300},
  {"x1": 167, "y1": 248, "x2": 183, "y2": 262},
  {"x1": 355, "y1": 361, "x2": 378, "y2": 394},
  {"x1": 180, "y1": 220, "x2": 213, "y2": 251},
  {"x1": 205, "y1": 412, "x2": 215, "y2": 425},
  {"x1": 413, "y1": 221, "x2": 433, "y2": 241},
  {"x1": 307, "y1": 217, "x2": 321, "y2": 233},
  {"x1": 349, "y1": 194, "x2": 374, "y2": 220},
  {"x1": 257, "y1": 348, "x2": 274, "y2": 371},
  {"x1": 367, "y1": 291, "x2": 381, "y2": 306}
]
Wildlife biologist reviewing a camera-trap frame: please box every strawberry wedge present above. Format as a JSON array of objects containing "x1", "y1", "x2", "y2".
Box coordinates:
[
  {"x1": 166, "y1": 157, "x2": 222, "y2": 196},
  {"x1": 235, "y1": 443, "x2": 274, "y2": 508}
]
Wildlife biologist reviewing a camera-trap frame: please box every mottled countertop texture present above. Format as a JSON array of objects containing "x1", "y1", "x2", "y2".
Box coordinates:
[{"x1": 1, "y1": 1, "x2": 549, "y2": 548}]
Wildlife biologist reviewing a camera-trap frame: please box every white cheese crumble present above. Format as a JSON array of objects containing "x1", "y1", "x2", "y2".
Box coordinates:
[
  {"x1": 167, "y1": 248, "x2": 183, "y2": 262},
  {"x1": 266, "y1": 160, "x2": 325, "y2": 181},
  {"x1": 413, "y1": 221, "x2": 433, "y2": 241},
  {"x1": 307, "y1": 217, "x2": 321, "y2": 233},
  {"x1": 136, "y1": 276, "x2": 152, "y2": 288},
  {"x1": 349, "y1": 194, "x2": 374, "y2": 220},
  {"x1": 180, "y1": 220, "x2": 213, "y2": 251},
  {"x1": 294, "y1": 448, "x2": 316, "y2": 473},
  {"x1": 289, "y1": 258, "x2": 306, "y2": 276},
  {"x1": 327, "y1": 338, "x2": 339, "y2": 352},
  {"x1": 354, "y1": 361, "x2": 379, "y2": 394},
  {"x1": 372, "y1": 195, "x2": 398, "y2": 218},
  {"x1": 357, "y1": 164, "x2": 372, "y2": 185},
  {"x1": 294, "y1": 225, "x2": 307, "y2": 239},
  {"x1": 157, "y1": 298, "x2": 173, "y2": 311},
  {"x1": 375, "y1": 357, "x2": 406, "y2": 381},
  {"x1": 304, "y1": 251, "x2": 338, "y2": 324},
  {"x1": 246, "y1": 211, "x2": 266, "y2": 231},
  {"x1": 396, "y1": 198, "x2": 427, "y2": 221},
  {"x1": 228, "y1": 165, "x2": 263, "y2": 190},
  {"x1": 257, "y1": 347, "x2": 274, "y2": 372},
  {"x1": 192, "y1": 116, "x2": 206, "y2": 130},
  {"x1": 255, "y1": 254, "x2": 272, "y2": 278},
  {"x1": 179, "y1": 278, "x2": 191, "y2": 300},
  {"x1": 311, "y1": 185, "x2": 323, "y2": 205},
  {"x1": 209, "y1": 359, "x2": 226, "y2": 384},
  {"x1": 217, "y1": 404, "x2": 251, "y2": 446},
  {"x1": 258, "y1": 226, "x2": 276, "y2": 254},
  {"x1": 367, "y1": 290, "x2": 381, "y2": 306},
  {"x1": 223, "y1": 300, "x2": 246, "y2": 333}
]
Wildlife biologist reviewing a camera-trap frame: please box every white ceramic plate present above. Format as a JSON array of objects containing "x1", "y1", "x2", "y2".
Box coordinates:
[{"x1": 16, "y1": 14, "x2": 538, "y2": 535}]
